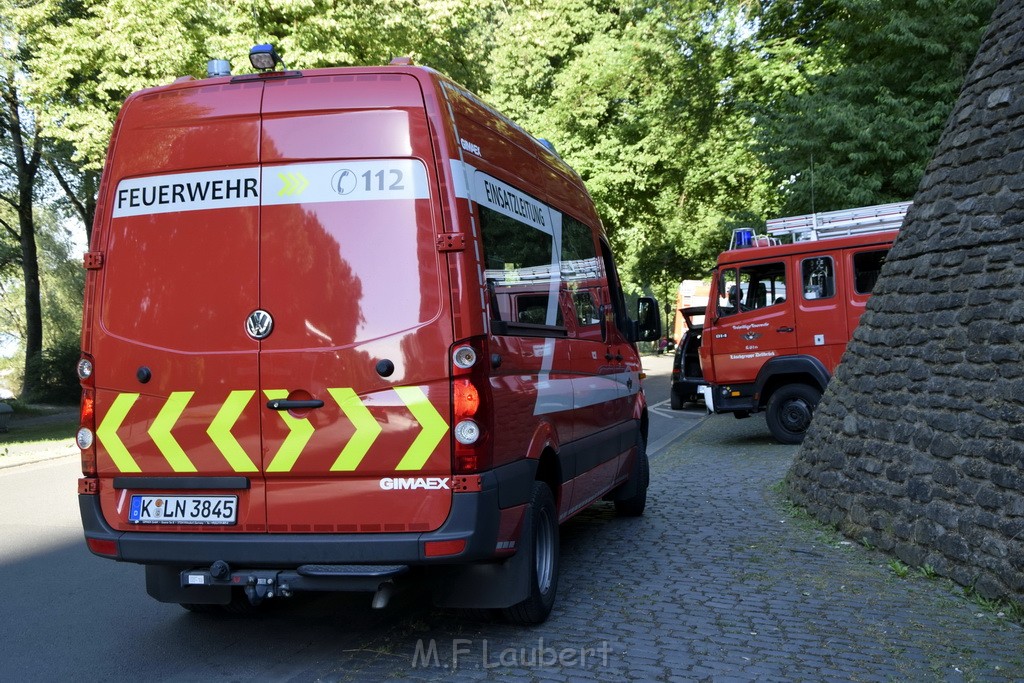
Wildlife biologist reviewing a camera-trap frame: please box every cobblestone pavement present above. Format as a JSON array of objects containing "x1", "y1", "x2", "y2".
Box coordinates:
[{"x1": 302, "y1": 414, "x2": 1023, "y2": 682}]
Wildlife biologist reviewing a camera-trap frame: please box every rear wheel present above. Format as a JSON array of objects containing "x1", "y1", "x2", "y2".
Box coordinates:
[
  {"x1": 503, "y1": 482, "x2": 559, "y2": 625},
  {"x1": 614, "y1": 434, "x2": 649, "y2": 517},
  {"x1": 670, "y1": 387, "x2": 684, "y2": 410},
  {"x1": 766, "y1": 384, "x2": 821, "y2": 444}
]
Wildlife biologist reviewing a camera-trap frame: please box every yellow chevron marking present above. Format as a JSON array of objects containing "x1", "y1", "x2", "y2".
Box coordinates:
[
  {"x1": 96, "y1": 393, "x2": 141, "y2": 473},
  {"x1": 327, "y1": 388, "x2": 382, "y2": 471},
  {"x1": 148, "y1": 391, "x2": 197, "y2": 473},
  {"x1": 207, "y1": 390, "x2": 258, "y2": 473},
  {"x1": 264, "y1": 390, "x2": 316, "y2": 472},
  {"x1": 277, "y1": 172, "x2": 309, "y2": 197},
  {"x1": 394, "y1": 386, "x2": 449, "y2": 471}
]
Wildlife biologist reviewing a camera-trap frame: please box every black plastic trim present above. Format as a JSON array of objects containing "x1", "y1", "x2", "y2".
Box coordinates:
[
  {"x1": 557, "y1": 421, "x2": 635, "y2": 481},
  {"x1": 80, "y1": 485, "x2": 501, "y2": 567},
  {"x1": 492, "y1": 458, "x2": 537, "y2": 508},
  {"x1": 753, "y1": 355, "x2": 832, "y2": 397},
  {"x1": 489, "y1": 321, "x2": 568, "y2": 338},
  {"x1": 710, "y1": 385, "x2": 759, "y2": 414}
]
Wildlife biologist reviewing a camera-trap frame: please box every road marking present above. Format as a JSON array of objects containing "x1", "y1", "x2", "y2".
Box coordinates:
[{"x1": 647, "y1": 401, "x2": 709, "y2": 460}]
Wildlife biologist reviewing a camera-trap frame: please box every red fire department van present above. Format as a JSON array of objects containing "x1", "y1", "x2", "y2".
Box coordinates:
[
  {"x1": 75, "y1": 47, "x2": 661, "y2": 624},
  {"x1": 697, "y1": 202, "x2": 909, "y2": 444}
]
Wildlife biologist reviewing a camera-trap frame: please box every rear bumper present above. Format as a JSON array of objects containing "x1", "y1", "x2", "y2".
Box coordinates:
[
  {"x1": 80, "y1": 484, "x2": 503, "y2": 567},
  {"x1": 708, "y1": 382, "x2": 760, "y2": 414},
  {"x1": 671, "y1": 378, "x2": 706, "y2": 401}
]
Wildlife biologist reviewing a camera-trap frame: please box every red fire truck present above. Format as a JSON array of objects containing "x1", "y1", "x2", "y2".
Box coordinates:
[
  {"x1": 697, "y1": 202, "x2": 910, "y2": 443},
  {"x1": 75, "y1": 46, "x2": 661, "y2": 624}
]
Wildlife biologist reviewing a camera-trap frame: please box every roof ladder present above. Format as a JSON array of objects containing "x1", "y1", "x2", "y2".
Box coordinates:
[{"x1": 765, "y1": 201, "x2": 912, "y2": 241}]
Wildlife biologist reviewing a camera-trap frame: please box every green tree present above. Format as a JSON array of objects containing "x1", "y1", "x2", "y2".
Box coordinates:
[
  {"x1": 0, "y1": 14, "x2": 45, "y2": 398},
  {"x1": 754, "y1": 0, "x2": 996, "y2": 214},
  {"x1": 24, "y1": 0, "x2": 500, "y2": 181},
  {"x1": 0, "y1": 207, "x2": 84, "y2": 402}
]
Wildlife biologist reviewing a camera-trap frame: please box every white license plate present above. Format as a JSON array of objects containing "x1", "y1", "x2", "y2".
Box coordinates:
[{"x1": 128, "y1": 495, "x2": 237, "y2": 525}]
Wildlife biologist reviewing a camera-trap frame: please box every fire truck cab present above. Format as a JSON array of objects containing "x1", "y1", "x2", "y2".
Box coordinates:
[
  {"x1": 76, "y1": 50, "x2": 661, "y2": 625},
  {"x1": 698, "y1": 202, "x2": 909, "y2": 444}
]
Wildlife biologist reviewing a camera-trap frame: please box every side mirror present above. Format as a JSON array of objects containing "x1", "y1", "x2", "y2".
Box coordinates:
[{"x1": 636, "y1": 296, "x2": 662, "y2": 342}]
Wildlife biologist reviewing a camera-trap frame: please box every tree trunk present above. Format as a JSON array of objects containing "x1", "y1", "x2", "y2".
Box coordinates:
[
  {"x1": 19, "y1": 199, "x2": 42, "y2": 399},
  {"x1": 2, "y1": 70, "x2": 44, "y2": 399}
]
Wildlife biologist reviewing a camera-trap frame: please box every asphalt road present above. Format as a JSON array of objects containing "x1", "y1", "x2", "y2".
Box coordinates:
[{"x1": 640, "y1": 351, "x2": 708, "y2": 456}]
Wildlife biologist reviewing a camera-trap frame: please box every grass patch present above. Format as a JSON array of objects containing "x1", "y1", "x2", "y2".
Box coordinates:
[
  {"x1": 0, "y1": 405, "x2": 77, "y2": 455},
  {"x1": 1, "y1": 420, "x2": 76, "y2": 447}
]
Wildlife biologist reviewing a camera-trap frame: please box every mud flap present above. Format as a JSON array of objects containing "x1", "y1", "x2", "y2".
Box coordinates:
[{"x1": 430, "y1": 506, "x2": 533, "y2": 609}]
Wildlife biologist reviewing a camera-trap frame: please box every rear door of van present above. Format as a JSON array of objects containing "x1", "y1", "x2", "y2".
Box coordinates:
[
  {"x1": 95, "y1": 82, "x2": 267, "y2": 532},
  {"x1": 256, "y1": 73, "x2": 452, "y2": 533}
]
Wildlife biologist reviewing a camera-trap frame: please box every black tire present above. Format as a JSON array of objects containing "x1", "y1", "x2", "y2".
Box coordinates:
[
  {"x1": 766, "y1": 384, "x2": 821, "y2": 444},
  {"x1": 670, "y1": 387, "x2": 684, "y2": 410},
  {"x1": 503, "y1": 482, "x2": 559, "y2": 625},
  {"x1": 614, "y1": 434, "x2": 649, "y2": 517}
]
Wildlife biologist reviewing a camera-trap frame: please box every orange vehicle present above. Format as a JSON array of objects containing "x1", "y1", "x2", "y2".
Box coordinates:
[
  {"x1": 698, "y1": 202, "x2": 909, "y2": 443},
  {"x1": 75, "y1": 46, "x2": 661, "y2": 624}
]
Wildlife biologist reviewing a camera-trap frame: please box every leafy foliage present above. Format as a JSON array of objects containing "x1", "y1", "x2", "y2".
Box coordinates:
[{"x1": 753, "y1": 0, "x2": 997, "y2": 214}]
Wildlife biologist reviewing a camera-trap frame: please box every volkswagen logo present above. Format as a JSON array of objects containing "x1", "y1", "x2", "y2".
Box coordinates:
[{"x1": 245, "y1": 310, "x2": 274, "y2": 340}]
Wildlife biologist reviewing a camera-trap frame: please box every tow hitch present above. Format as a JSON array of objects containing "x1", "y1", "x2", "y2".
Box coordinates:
[{"x1": 180, "y1": 562, "x2": 409, "y2": 608}]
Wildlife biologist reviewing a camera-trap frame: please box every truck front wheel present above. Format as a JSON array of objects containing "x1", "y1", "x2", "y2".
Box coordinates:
[{"x1": 766, "y1": 384, "x2": 821, "y2": 444}]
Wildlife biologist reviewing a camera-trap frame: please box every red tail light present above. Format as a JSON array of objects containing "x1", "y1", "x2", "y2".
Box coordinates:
[
  {"x1": 79, "y1": 389, "x2": 97, "y2": 476},
  {"x1": 87, "y1": 537, "x2": 118, "y2": 557},
  {"x1": 78, "y1": 354, "x2": 97, "y2": 477},
  {"x1": 453, "y1": 379, "x2": 480, "y2": 417},
  {"x1": 424, "y1": 539, "x2": 467, "y2": 558},
  {"x1": 450, "y1": 337, "x2": 492, "y2": 474}
]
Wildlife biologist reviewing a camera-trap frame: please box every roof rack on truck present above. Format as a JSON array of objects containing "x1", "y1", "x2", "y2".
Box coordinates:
[{"x1": 766, "y1": 201, "x2": 912, "y2": 242}]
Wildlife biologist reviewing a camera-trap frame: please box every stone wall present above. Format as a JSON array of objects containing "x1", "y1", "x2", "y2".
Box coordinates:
[{"x1": 785, "y1": 0, "x2": 1024, "y2": 605}]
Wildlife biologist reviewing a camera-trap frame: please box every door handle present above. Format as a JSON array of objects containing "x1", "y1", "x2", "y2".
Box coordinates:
[
  {"x1": 267, "y1": 399, "x2": 324, "y2": 411},
  {"x1": 777, "y1": 327, "x2": 794, "y2": 333},
  {"x1": 626, "y1": 378, "x2": 633, "y2": 390},
  {"x1": 615, "y1": 354, "x2": 623, "y2": 362}
]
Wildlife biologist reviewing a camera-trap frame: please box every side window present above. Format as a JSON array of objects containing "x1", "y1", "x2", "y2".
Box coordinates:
[
  {"x1": 853, "y1": 249, "x2": 888, "y2": 294},
  {"x1": 480, "y1": 204, "x2": 562, "y2": 333},
  {"x1": 478, "y1": 181, "x2": 603, "y2": 337},
  {"x1": 718, "y1": 268, "x2": 739, "y2": 317},
  {"x1": 572, "y1": 290, "x2": 601, "y2": 327},
  {"x1": 719, "y1": 262, "x2": 787, "y2": 316},
  {"x1": 562, "y1": 216, "x2": 604, "y2": 335},
  {"x1": 802, "y1": 256, "x2": 835, "y2": 300},
  {"x1": 515, "y1": 294, "x2": 563, "y2": 325},
  {"x1": 598, "y1": 239, "x2": 627, "y2": 335}
]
